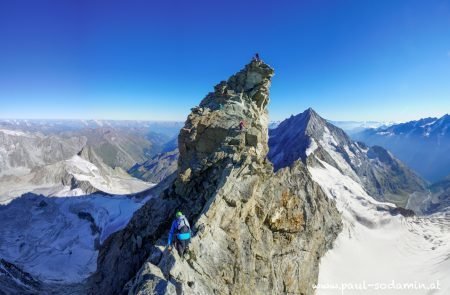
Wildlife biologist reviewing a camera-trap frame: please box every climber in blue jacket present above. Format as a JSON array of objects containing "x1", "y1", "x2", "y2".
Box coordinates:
[{"x1": 167, "y1": 211, "x2": 191, "y2": 256}]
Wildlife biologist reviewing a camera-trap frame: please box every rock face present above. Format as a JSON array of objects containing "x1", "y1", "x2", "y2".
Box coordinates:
[
  {"x1": 422, "y1": 175, "x2": 450, "y2": 214},
  {"x1": 87, "y1": 60, "x2": 342, "y2": 295},
  {"x1": 269, "y1": 108, "x2": 428, "y2": 209}
]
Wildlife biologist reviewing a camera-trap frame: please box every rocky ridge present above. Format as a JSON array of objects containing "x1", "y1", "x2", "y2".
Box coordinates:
[{"x1": 87, "y1": 60, "x2": 342, "y2": 295}]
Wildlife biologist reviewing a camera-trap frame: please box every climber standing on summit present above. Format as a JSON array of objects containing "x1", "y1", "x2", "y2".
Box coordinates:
[{"x1": 167, "y1": 211, "x2": 191, "y2": 257}]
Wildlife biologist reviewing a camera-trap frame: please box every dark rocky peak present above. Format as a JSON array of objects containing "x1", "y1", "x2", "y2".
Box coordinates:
[
  {"x1": 269, "y1": 108, "x2": 428, "y2": 209},
  {"x1": 269, "y1": 107, "x2": 352, "y2": 170},
  {"x1": 274, "y1": 107, "x2": 324, "y2": 134}
]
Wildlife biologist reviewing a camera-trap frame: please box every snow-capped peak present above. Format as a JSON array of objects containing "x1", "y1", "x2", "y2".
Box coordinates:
[{"x1": 269, "y1": 108, "x2": 428, "y2": 210}]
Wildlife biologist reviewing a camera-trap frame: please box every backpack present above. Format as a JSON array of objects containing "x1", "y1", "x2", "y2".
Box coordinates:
[{"x1": 177, "y1": 216, "x2": 190, "y2": 234}]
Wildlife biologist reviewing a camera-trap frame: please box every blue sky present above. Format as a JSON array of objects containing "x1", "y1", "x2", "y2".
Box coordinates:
[{"x1": 0, "y1": 0, "x2": 449, "y2": 122}]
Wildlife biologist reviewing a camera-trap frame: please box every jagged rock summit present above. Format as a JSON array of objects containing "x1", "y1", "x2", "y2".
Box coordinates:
[{"x1": 87, "y1": 59, "x2": 341, "y2": 295}]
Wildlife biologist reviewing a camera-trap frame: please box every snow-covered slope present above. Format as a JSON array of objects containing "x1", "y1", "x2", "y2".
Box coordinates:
[
  {"x1": 0, "y1": 127, "x2": 152, "y2": 204},
  {"x1": 0, "y1": 128, "x2": 86, "y2": 178},
  {"x1": 0, "y1": 154, "x2": 153, "y2": 204},
  {"x1": 0, "y1": 192, "x2": 153, "y2": 284},
  {"x1": 310, "y1": 159, "x2": 450, "y2": 295},
  {"x1": 0, "y1": 136, "x2": 156, "y2": 292},
  {"x1": 0, "y1": 160, "x2": 158, "y2": 293},
  {"x1": 44, "y1": 155, "x2": 153, "y2": 195}
]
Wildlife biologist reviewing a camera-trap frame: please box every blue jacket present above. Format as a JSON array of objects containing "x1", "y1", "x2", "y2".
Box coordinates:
[{"x1": 168, "y1": 215, "x2": 191, "y2": 245}]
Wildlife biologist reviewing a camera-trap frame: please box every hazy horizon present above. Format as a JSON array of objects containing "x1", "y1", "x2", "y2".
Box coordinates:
[{"x1": 1, "y1": 110, "x2": 448, "y2": 125}]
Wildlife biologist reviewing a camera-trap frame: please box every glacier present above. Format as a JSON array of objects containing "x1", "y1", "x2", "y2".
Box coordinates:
[
  {"x1": 0, "y1": 192, "x2": 153, "y2": 283},
  {"x1": 311, "y1": 159, "x2": 450, "y2": 295}
]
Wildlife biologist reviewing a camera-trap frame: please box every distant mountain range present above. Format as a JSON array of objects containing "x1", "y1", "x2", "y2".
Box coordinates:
[
  {"x1": 0, "y1": 119, "x2": 184, "y2": 137},
  {"x1": 270, "y1": 120, "x2": 394, "y2": 133},
  {"x1": 0, "y1": 120, "x2": 180, "y2": 174},
  {"x1": 0, "y1": 119, "x2": 182, "y2": 171},
  {"x1": 353, "y1": 114, "x2": 450, "y2": 182},
  {"x1": 330, "y1": 120, "x2": 396, "y2": 135}
]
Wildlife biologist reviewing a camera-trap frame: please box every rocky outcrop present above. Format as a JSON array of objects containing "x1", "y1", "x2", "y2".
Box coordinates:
[
  {"x1": 87, "y1": 60, "x2": 342, "y2": 295},
  {"x1": 269, "y1": 108, "x2": 428, "y2": 209}
]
